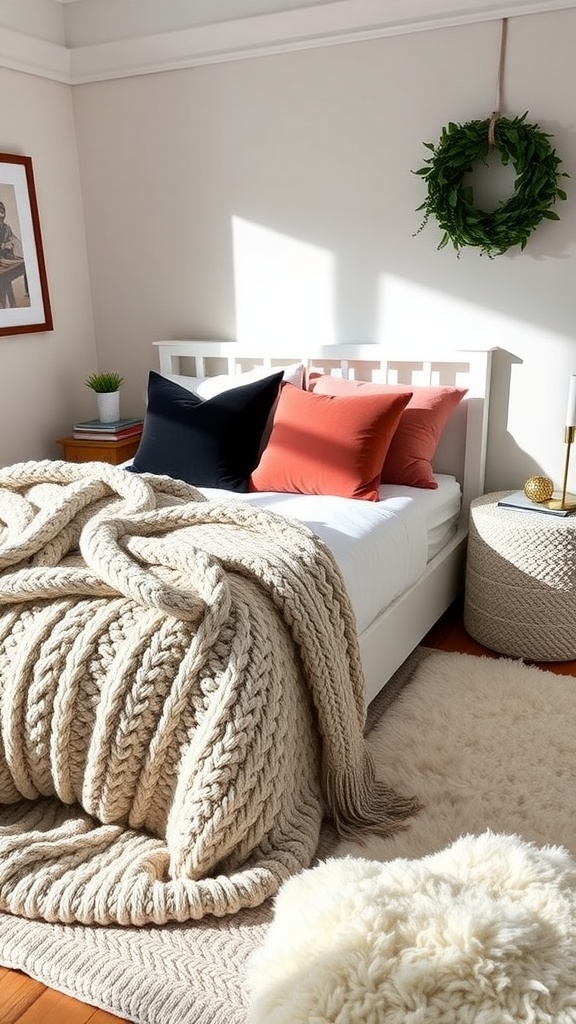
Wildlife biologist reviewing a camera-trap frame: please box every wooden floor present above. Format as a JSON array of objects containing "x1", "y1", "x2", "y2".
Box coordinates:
[
  {"x1": 2, "y1": 597, "x2": 575, "y2": 1023},
  {"x1": 0, "y1": 965, "x2": 125, "y2": 1023}
]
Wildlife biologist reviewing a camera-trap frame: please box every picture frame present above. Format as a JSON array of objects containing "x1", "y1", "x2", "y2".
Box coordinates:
[{"x1": 0, "y1": 153, "x2": 53, "y2": 337}]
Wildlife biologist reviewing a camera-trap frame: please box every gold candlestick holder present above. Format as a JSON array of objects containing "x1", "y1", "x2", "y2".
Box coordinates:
[{"x1": 542, "y1": 425, "x2": 576, "y2": 511}]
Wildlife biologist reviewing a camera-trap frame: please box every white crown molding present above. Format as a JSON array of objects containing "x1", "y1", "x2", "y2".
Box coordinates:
[
  {"x1": 2, "y1": 0, "x2": 575, "y2": 85},
  {"x1": 0, "y1": 25, "x2": 70, "y2": 81}
]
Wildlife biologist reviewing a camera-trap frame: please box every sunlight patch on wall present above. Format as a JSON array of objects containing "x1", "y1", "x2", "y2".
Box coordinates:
[
  {"x1": 232, "y1": 217, "x2": 336, "y2": 349},
  {"x1": 375, "y1": 274, "x2": 510, "y2": 354},
  {"x1": 375, "y1": 272, "x2": 532, "y2": 356}
]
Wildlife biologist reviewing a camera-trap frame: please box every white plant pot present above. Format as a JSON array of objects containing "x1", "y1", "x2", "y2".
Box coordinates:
[{"x1": 96, "y1": 390, "x2": 120, "y2": 423}]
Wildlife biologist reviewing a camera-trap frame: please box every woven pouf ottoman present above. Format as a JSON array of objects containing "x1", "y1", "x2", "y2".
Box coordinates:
[{"x1": 464, "y1": 491, "x2": 576, "y2": 661}]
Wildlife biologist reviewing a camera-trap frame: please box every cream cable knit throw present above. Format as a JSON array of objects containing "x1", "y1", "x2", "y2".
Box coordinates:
[{"x1": 0, "y1": 460, "x2": 417, "y2": 927}]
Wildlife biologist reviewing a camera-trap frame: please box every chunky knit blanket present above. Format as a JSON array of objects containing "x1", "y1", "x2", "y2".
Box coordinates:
[{"x1": 0, "y1": 460, "x2": 417, "y2": 927}]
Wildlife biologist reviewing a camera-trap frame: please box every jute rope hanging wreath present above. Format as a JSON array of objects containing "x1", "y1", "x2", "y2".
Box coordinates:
[{"x1": 414, "y1": 20, "x2": 568, "y2": 257}]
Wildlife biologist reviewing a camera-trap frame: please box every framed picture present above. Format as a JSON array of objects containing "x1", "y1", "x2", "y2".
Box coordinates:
[{"x1": 0, "y1": 153, "x2": 53, "y2": 337}]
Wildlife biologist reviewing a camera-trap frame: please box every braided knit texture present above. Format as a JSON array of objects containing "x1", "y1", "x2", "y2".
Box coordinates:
[
  {"x1": 465, "y1": 492, "x2": 576, "y2": 660},
  {"x1": 0, "y1": 460, "x2": 417, "y2": 927}
]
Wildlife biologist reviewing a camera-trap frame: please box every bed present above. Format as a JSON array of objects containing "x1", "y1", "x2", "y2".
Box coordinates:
[
  {"x1": 0, "y1": 340, "x2": 492, "y2": 928},
  {"x1": 153, "y1": 340, "x2": 493, "y2": 703}
]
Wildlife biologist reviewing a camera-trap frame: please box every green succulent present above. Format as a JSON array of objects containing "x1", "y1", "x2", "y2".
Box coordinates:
[{"x1": 84, "y1": 371, "x2": 125, "y2": 393}]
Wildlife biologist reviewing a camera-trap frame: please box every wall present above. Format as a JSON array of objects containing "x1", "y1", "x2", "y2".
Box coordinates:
[
  {"x1": 71, "y1": 8, "x2": 576, "y2": 494},
  {"x1": 0, "y1": 66, "x2": 98, "y2": 465},
  {"x1": 0, "y1": 7, "x2": 568, "y2": 488}
]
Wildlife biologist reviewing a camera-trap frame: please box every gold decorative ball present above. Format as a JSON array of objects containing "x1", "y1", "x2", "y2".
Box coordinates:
[{"x1": 523, "y1": 475, "x2": 554, "y2": 503}]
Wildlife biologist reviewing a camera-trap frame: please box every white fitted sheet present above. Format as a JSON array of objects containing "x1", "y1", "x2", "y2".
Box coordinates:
[{"x1": 197, "y1": 474, "x2": 461, "y2": 635}]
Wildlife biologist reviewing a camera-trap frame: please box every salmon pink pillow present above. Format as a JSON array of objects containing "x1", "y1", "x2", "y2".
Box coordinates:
[
  {"x1": 250, "y1": 384, "x2": 412, "y2": 501},
  {"x1": 308, "y1": 375, "x2": 467, "y2": 489}
]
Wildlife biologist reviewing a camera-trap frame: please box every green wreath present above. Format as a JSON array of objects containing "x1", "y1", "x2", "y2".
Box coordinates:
[{"x1": 414, "y1": 112, "x2": 568, "y2": 257}]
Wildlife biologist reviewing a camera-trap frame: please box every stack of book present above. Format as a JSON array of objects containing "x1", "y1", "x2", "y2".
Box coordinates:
[
  {"x1": 497, "y1": 490, "x2": 576, "y2": 517},
  {"x1": 73, "y1": 417, "x2": 143, "y2": 441}
]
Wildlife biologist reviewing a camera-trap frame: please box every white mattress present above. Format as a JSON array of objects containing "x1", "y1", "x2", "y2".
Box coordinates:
[{"x1": 197, "y1": 474, "x2": 461, "y2": 635}]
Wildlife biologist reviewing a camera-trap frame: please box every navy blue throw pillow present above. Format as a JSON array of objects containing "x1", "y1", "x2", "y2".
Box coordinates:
[{"x1": 129, "y1": 370, "x2": 284, "y2": 491}]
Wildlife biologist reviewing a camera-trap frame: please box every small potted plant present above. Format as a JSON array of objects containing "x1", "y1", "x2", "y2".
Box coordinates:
[{"x1": 85, "y1": 371, "x2": 125, "y2": 423}]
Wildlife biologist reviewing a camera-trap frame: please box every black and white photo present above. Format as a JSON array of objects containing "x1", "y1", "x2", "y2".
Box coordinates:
[{"x1": 0, "y1": 153, "x2": 52, "y2": 337}]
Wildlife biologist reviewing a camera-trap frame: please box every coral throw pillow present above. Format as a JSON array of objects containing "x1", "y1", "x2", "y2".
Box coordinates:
[
  {"x1": 250, "y1": 384, "x2": 412, "y2": 501},
  {"x1": 308, "y1": 375, "x2": 467, "y2": 489}
]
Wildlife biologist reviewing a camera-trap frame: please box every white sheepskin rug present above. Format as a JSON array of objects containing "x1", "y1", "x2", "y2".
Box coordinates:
[{"x1": 248, "y1": 831, "x2": 576, "y2": 1024}]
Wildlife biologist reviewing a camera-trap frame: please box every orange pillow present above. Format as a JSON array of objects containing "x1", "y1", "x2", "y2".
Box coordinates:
[
  {"x1": 308, "y1": 375, "x2": 467, "y2": 489},
  {"x1": 250, "y1": 384, "x2": 412, "y2": 501}
]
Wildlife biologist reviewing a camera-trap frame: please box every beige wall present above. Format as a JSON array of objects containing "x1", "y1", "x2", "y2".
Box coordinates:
[
  {"x1": 71, "y1": 8, "x2": 576, "y2": 494},
  {"x1": 3, "y1": 8, "x2": 576, "y2": 489},
  {"x1": 0, "y1": 66, "x2": 97, "y2": 465}
]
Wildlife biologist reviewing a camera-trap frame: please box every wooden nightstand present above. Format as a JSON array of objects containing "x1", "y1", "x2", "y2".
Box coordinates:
[{"x1": 56, "y1": 433, "x2": 142, "y2": 465}]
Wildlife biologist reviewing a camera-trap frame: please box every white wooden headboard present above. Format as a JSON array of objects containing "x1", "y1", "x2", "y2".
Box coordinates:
[{"x1": 154, "y1": 341, "x2": 493, "y2": 515}]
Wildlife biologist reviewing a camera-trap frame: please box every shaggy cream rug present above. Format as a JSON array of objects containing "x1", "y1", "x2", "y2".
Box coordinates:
[
  {"x1": 248, "y1": 832, "x2": 576, "y2": 1023},
  {"x1": 0, "y1": 648, "x2": 575, "y2": 1023}
]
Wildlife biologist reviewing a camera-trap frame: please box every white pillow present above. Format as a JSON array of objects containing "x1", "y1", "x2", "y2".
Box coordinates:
[{"x1": 163, "y1": 363, "x2": 305, "y2": 398}]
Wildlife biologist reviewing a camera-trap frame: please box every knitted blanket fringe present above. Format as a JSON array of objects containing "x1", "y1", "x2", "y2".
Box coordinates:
[{"x1": 0, "y1": 461, "x2": 418, "y2": 927}]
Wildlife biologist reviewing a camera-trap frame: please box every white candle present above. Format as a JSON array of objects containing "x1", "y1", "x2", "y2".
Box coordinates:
[{"x1": 566, "y1": 375, "x2": 576, "y2": 427}]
